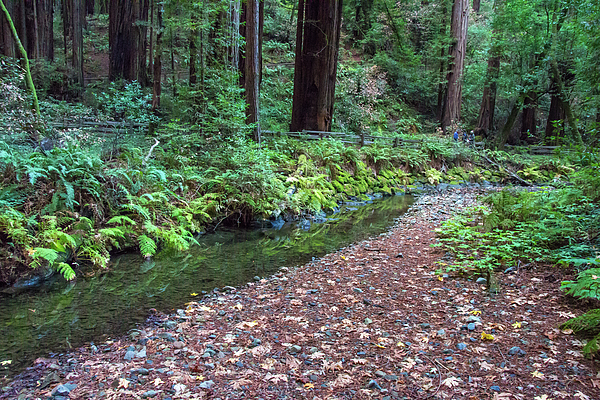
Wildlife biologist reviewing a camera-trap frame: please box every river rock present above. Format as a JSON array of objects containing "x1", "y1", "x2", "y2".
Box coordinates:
[
  {"x1": 142, "y1": 390, "x2": 158, "y2": 398},
  {"x1": 51, "y1": 383, "x2": 77, "y2": 397},
  {"x1": 164, "y1": 320, "x2": 177, "y2": 330},
  {"x1": 124, "y1": 350, "x2": 135, "y2": 360},
  {"x1": 508, "y1": 346, "x2": 526, "y2": 357},
  {"x1": 288, "y1": 345, "x2": 302, "y2": 354},
  {"x1": 476, "y1": 277, "x2": 487, "y2": 284},
  {"x1": 457, "y1": 343, "x2": 467, "y2": 350},
  {"x1": 199, "y1": 380, "x2": 215, "y2": 389}
]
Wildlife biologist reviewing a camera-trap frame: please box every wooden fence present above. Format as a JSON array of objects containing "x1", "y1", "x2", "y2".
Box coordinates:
[{"x1": 45, "y1": 121, "x2": 564, "y2": 156}]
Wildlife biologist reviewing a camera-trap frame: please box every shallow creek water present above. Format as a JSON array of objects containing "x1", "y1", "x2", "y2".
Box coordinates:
[{"x1": 0, "y1": 194, "x2": 413, "y2": 379}]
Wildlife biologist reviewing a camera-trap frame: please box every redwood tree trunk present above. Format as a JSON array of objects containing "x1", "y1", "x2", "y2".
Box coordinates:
[
  {"x1": 290, "y1": 0, "x2": 343, "y2": 132},
  {"x1": 544, "y1": 93, "x2": 565, "y2": 144},
  {"x1": 0, "y1": 0, "x2": 15, "y2": 56},
  {"x1": 441, "y1": 0, "x2": 469, "y2": 132},
  {"x1": 475, "y1": 55, "x2": 499, "y2": 137},
  {"x1": 109, "y1": 0, "x2": 148, "y2": 83},
  {"x1": 72, "y1": 0, "x2": 84, "y2": 86},
  {"x1": 244, "y1": 0, "x2": 261, "y2": 142},
  {"x1": 520, "y1": 92, "x2": 537, "y2": 143},
  {"x1": 151, "y1": 2, "x2": 162, "y2": 110}
]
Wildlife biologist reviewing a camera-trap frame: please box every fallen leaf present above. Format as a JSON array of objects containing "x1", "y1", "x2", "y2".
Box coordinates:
[
  {"x1": 231, "y1": 378, "x2": 252, "y2": 390},
  {"x1": 481, "y1": 331, "x2": 494, "y2": 341},
  {"x1": 470, "y1": 310, "x2": 482, "y2": 316},
  {"x1": 190, "y1": 292, "x2": 198, "y2": 296},
  {"x1": 574, "y1": 391, "x2": 590, "y2": 400},
  {"x1": 531, "y1": 370, "x2": 544, "y2": 379},
  {"x1": 118, "y1": 378, "x2": 130, "y2": 389},
  {"x1": 442, "y1": 376, "x2": 461, "y2": 388},
  {"x1": 512, "y1": 321, "x2": 522, "y2": 329},
  {"x1": 304, "y1": 382, "x2": 315, "y2": 389},
  {"x1": 534, "y1": 395, "x2": 552, "y2": 400},
  {"x1": 153, "y1": 377, "x2": 164, "y2": 386}
]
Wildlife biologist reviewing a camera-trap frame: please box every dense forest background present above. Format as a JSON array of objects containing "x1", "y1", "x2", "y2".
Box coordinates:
[
  {"x1": 1, "y1": 0, "x2": 598, "y2": 145},
  {"x1": 0, "y1": 0, "x2": 598, "y2": 287}
]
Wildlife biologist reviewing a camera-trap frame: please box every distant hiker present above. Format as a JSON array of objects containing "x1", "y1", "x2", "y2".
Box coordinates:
[
  {"x1": 453, "y1": 130, "x2": 459, "y2": 141},
  {"x1": 462, "y1": 131, "x2": 467, "y2": 142}
]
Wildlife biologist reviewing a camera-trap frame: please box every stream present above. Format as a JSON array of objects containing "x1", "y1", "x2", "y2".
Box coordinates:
[{"x1": 0, "y1": 194, "x2": 413, "y2": 379}]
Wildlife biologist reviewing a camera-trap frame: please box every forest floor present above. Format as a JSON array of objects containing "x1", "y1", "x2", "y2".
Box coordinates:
[{"x1": 2, "y1": 188, "x2": 599, "y2": 400}]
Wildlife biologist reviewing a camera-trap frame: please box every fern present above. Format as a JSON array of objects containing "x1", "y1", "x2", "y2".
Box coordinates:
[
  {"x1": 56, "y1": 262, "x2": 76, "y2": 281},
  {"x1": 107, "y1": 215, "x2": 137, "y2": 226},
  {"x1": 30, "y1": 247, "x2": 59, "y2": 268},
  {"x1": 561, "y1": 267, "x2": 600, "y2": 300},
  {"x1": 138, "y1": 234, "x2": 157, "y2": 257},
  {"x1": 561, "y1": 310, "x2": 600, "y2": 355}
]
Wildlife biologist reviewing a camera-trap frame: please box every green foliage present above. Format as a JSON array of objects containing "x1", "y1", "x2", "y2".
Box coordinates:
[
  {"x1": 561, "y1": 265, "x2": 600, "y2": 300},
  {"x1": 93, "y1": 81, "x2": 159, "y2": 124}
]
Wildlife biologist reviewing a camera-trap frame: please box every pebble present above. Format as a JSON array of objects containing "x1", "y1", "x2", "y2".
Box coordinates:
[
  {"x1": 173, "y1": 341, "x2": 184, "y2": 349},
  {"x1": 142, "y1": 390, "x2": 158, "y2": 398},
  {"x1": 476, "y1": 277, "x2": 487, "y2": 284},
  {"x1": 490, "y1": 385, "x2": 500, "y2": 391},
  {"x1": 457, "y1": 343, "x2": 467, "y2": 350},
  {"x1": 124, "y1": 350, "x2": 135, "y2": 360},
  {"x1": 199, "y1": 380, "x2": 215, "y2": 389},
  {"x1": 288, "y1": 345, "x2": 302, "y2": 354},
  {"x1": 437, "y1": 329, "x2": 446, "y2": 336},
  {"x1": 420, "y1": 323, "x2": 431, "y2": 330},
  {"x1": 364, "y1": 318, "x2": 373, "y2": 324},
  {"x1": 51, "y1": 384, "x2": 77, "y2": 396},
  {"x1": 367, "y1": 379, "x2": 382, "y2": 390},
  {"x1": 164, "y1": 320, "x2": 177, "y2": 330},
  {"x1": 467, "y1": 323, "x2": 476, "y2": 331},
  {"x1": 508, "y1": 346, "x2": 527, "y2": 357}
]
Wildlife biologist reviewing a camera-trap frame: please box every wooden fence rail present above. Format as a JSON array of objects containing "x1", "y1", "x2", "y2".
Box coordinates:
[{"x1": 43, "y1": 120, "x2": 563, "y2": 155}]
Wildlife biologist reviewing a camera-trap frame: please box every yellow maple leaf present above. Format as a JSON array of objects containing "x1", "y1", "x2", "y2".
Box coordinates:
[
  {"x1": 304, "y1": 383, "x2": 315, "y2": 389},
  {"x1": 190, "y1": 292, "x2": 198, "y2": 297},
  {"x1": 512, "y1": 321, "x2": 522, "y2": 329},
  {"x1": 481, "y1": 331, "x2": 494, "y2": 341},
  {"x1": 396, "y1": 341, "x2": 406, "y2": 347},
  {"x1": 438, "y1": 276, "x2": 444, "y2": 281},
  {"x1": 196, "y1": 375, "x2": 205, "y2": 381},
  {"x1": 153, "y1": 377, "x2": 164, "y2": 386},
  {"x1": 341, "y1": 255, "x2": 346, "y2": 260},
  {"x1": 470, "y1": 310, "x2": 482, "y2": 316},
  {"x1": 373, "y1": 343, "x2": 386, "y2": 348},
  {"x1": 531, "y1": 370, "x2": 544, "y2": 378}
]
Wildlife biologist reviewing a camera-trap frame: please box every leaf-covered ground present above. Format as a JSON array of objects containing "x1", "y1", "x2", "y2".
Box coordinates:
[{"x1": 3, "y1": 188, "x2": 599, "y2": 400}]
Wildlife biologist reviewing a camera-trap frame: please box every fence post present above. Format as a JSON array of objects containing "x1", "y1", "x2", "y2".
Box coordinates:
[
  {"x1": 360, "y1": 131, "x2": 365, "y2": 147},
  {"x1": 393, "y1": 137, "x2": 399, "y2": 147}
]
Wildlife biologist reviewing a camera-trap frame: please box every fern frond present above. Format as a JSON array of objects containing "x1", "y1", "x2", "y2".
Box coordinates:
[
  {"x1": 107, "y1": 215, "x2": 137, "y2": 226},
  {"x1": 138, "y1": 234, "x2": 157, "y2": 257},
  {"x1": 561, "y1": 268, "x2": 600, "y2": 300},
  {"x1": 30, "y1": 247, "x2": 59, "y2": 269},
  {"x1": 56, "y1": 262, "x2": 76, "y2": 281}
]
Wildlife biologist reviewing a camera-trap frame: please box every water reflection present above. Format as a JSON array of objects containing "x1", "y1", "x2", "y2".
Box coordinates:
[{"x1": 0, "y1": 194, "x2": 413, "y2": 378}]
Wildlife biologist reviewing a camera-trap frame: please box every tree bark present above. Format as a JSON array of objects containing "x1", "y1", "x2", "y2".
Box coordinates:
[
  {"x1": 189, "y1": 26, "x2": 197, "y2": 86},
  {"x1": 151, "y1": 1, "x2": 162, "y2": 111},
  {"x1": 520, "y1": 92, "x2": 537, "y2": 143},
  {"x1": 109, "y1": 0, "x2": 148, "y2": 83},
  {"x1": 475, "y1": 55, "x2": 499, "y2": 137},
  {"x1": 441, "y1": 0, "x2": 469, "y2": 132},
  {"x1": 72, "y1": 0, "x2": 84, "y2": 86},
  {"x1": 290, "y1": 0, "x2": 343, "y2": 132},
  {"x1": 497, "y1": 93, "x2": 524, "y2": 149},
  {"x1": 244, "y1": 0, "x2": 261, "y2": 142},
  {"x1": 473, "y1": 0, "x2": 481, "y2": 13},
  {"x1": 0, "y1": 0, "x2": 41, "y2": 127}
]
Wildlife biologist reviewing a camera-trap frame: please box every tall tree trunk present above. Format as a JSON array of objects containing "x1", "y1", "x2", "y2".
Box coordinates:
[
  {"x1": 544, "y1": 93, "x2": 565, "y2": 144},
  {"x1": 244, "y1": 0, "x2": 261, "y2": 142},
  {"x1": 72, "y1": 0, "x2": 84, "y2": 86},
  {"x1": 497, "y1": 93, "x2": 525, "y2": 149},
  {"x1": 152, "y1": 1, "x2": 162, "y2": 111},
  {"x1": 475, "y1": 55, "x2": 499, "y2": 137},
  {"x1": 441, "y1": 0, "x2": 469, "y2": 132},
  {"x1": 473, "y1": 0, "x2": 481, "y2": 13},
  {"x1": 436, "y1": 0, "x2": 449, "y2": 121},
  {"x1": 0, "y1": 0, "x2": 41, "y2": 136},
  {"x1": 85, "y1": 0, "x2": 93, "y2": 14},
  {"x1": 520, "y1": 92, "x2": 537, "y2": 143},
  {"x1": 230, "y1": 0, "x2": 240, "y2": 71},
  {"x1": 0, "y1": 0, "x2": 13, "y2": 56},
  {"x1": 290, "y1": 0, "x2": 343, "y2": 132},
  {"x1": 109, "y1": 0, "x2": 148, "y2": 83},
  {"x1": 62, "y1": 0, "x2": 69, "y2": 61},
  {"x1": 549, "y1": 7, "x2": 581, "y2": 145},
  {"x1": 189, "y1": 26, "x2": 197, "y2": 86}
]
